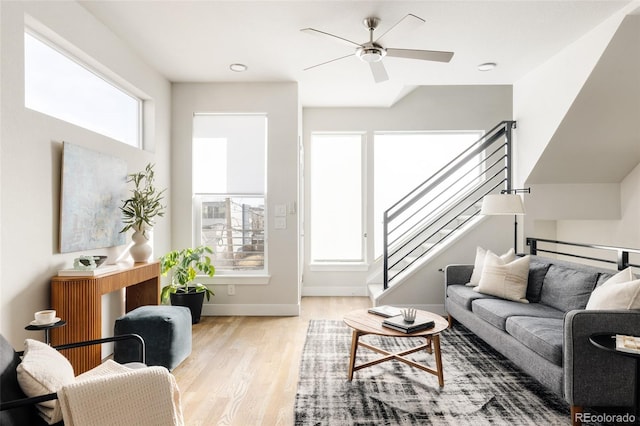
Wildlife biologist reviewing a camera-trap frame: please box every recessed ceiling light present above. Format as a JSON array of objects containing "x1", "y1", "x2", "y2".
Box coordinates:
[
  {"x1": 478, "y1": 62, "x2": 497, "y2": 72},
  {"x1": 230, "y1": 63, "x2": 248, "y2": 72}
]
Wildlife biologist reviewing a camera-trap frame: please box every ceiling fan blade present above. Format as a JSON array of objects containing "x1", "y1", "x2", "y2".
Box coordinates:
[
  {"x1": 386, "y1": 48, "x2": 454, "y2": 63},
  {"x1": 303, "y1": 54, "x2": 354, "y2": 71},
  {"x1": 374, "y1": 13, "x2": 425, "y2": 45},
  {"x1": 369, "y1": 61, "x2": 389, "y2": 83},
  {"x1": 300, "y1": 28, "x2": 362, "y2": 47}
]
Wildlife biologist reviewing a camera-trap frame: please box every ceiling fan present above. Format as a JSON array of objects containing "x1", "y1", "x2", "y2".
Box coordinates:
[{"x1": 301, "y1": 14, "x2": 454, "y2": 83}]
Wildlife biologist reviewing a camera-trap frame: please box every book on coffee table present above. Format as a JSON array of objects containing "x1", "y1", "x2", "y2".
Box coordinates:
[
  {"x1": 382, "y1": 315, "x2": 435, "y2": 334},
  {"x1": 368, "y1": 305, "x2": 403, "y2": 318}
]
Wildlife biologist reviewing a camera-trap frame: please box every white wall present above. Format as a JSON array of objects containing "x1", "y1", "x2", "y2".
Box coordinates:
[
  {"x1": 377, "y1": 215, "x2": 513, "y2": 314},
  {"x1": 513, "y1": 5, "x2": 632, "y2": 186},
  {"x1": 514, "y1": 3, "x2": 640, "y2": 255},
  {"x1": 525, "y1": 183, "x2": 621, "y2": 220},
  {"x1": 302, "y1": 85, "x2": 513, "y2": 297},
  {"x1": 0, "y1": 1, "x2": 171, "y2": 348},
  {"x1": 555, "y1": 163, "x2": 640, "y2": 249},
  {"x1": 171, "y1": 82, "x2": 300, "y2": 316}
]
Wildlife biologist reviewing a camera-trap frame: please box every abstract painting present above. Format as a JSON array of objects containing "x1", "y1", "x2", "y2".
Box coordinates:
[{"x1": 59, "y1": 142, "x2": 127, "y2": 253}]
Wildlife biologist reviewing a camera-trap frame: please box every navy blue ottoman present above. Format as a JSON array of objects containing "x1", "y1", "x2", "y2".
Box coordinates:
[{"x1": 114, "y1": 305, "x2": 192, "y2": 371}]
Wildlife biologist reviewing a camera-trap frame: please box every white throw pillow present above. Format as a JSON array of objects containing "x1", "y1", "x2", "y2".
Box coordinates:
[
  {"x1": 16, "y1": 339, "x2": 75, "y2": 424},
  {"x1": 467, "y1": 246, "x2": 516, "y2": 286},
  {"x1": 586, "y1": 268, "x2": 640, "y2": 310},
  {"x1": 474, "y1": 253, "x2": 530, "y2": 303}
]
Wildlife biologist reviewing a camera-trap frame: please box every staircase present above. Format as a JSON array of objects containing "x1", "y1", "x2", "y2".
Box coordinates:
[{"x1": 369, "y1": 121, "x2": 516, "y2": 301}]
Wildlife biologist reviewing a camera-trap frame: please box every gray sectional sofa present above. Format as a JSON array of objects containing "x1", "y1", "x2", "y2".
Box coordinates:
[{"x1": 445, "y1": 255, "x2": 640, "y2": 423}]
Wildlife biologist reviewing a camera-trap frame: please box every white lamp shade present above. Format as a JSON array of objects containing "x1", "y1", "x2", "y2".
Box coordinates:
[{"x1": 480, "y1": 194, "x2": 525, "y2": 215}]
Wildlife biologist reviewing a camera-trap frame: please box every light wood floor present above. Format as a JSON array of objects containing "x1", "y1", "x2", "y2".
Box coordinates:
[{"x1": 171, "y1": 296, "x2": 371, "y2": 426}]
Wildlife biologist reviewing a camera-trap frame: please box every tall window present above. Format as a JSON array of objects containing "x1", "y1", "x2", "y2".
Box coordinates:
[
  {"x1": 24, "y1": 31, "x2": 141, "y2": 147},
  {"x1": 310, "y1": 134, "x2": 364, "y2": 263},
  {"x1": 374, "y1": 132, "x2": 481, "y2": 257},
  {"x1": 193, "y1": 114, "x2": 267, "y2": 273}
]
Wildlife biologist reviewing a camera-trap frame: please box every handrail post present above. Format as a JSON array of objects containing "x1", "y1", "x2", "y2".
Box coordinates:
[
  {"x1": 505, "y1": 121, "x2": 514, "y2": 192},
  {"x1": 618, "y1": 250, "x2": 629, "y2": 270},
  {"x1": 527, "y1": 238, "x2": 537, "y2": 255},
  {"x1": 383, "y1": 211, "x2": 389, "y2": 289}
]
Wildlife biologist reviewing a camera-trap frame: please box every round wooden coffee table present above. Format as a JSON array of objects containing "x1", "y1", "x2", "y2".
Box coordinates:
[{"x1": 343, "y1": 308, "x2": 449, "y2": 385}]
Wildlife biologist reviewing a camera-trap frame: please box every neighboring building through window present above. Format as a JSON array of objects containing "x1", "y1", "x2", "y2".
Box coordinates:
[
  {"x1": 24, "y1": 31, "x2": 141, "y2": 147},
  {"x1": 193, "y1": 114, "x2": 267, "y2": 273}
]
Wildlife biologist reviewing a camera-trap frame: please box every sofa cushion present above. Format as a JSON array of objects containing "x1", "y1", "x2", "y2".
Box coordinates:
[
  {"x1": 539, "y1": 264, "x2": 598, "y2": 312},
  {"x1": 526, "y1": 260, "x2": 550, "y2": 303},
  {"x1": 472, "y1": 298, "x2": 564, "y2": 331},
  {"x1": 474, "y1": 254, "x2": 530, "y2": 303},
  {"x1": 586, "y1": 268, "x2": 640, "y2": 310},
  {"x1": 447, "y1": 284, "x2": 496, "y2": 310},
  {"x1": 505, "y1": 316, "x2": 564, "y2": 366},
  {"x1": 467, "y1": 246, "x2": 515, "y2": 287}
]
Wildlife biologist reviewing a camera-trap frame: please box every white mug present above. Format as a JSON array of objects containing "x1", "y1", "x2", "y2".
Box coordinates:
[{"x1": 34, "y1": 310, "x2": 56, "y2": 324}]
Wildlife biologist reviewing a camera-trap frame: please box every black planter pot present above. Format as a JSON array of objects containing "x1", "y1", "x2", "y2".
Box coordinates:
[{"x1": 170, "y1": 288, "x2": 205, "y2": 324}]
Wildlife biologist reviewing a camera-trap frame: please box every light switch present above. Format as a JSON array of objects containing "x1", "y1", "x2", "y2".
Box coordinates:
[
  {"x1": 275, "y1": 217, "x2": 287, "y2": 229},
  {"x1": 275, "y1": 204, "x2": 286, "y2": 217},
  {"x1": 287, "y1": 202, "x2": 297, "y2": 215}
]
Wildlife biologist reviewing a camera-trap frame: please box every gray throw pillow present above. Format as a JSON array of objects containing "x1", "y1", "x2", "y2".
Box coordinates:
[{"x1": 526, "y1": 261, "x2": 550, "y2": 303}]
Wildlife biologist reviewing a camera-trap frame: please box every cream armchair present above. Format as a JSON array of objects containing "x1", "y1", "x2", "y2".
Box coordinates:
[{"x1": 0, "y1": 334, "x2": 183, "y2": 426}]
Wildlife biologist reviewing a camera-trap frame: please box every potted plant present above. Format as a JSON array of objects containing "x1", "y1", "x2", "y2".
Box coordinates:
[
  {"x1": 120, "y1": 163, "x2": 166, "y2": 262},
  {"x1": 160, "y1": 246, "x2": 215, "y2": 324}
]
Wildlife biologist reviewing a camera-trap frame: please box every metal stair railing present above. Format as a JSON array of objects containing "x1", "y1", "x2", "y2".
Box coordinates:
[
  {"x1": 527, "y1": 237, "x2": 640, "y2": 270},
  {"x1": 382, "y1": 120, "x2": 516, "y2": 289}
]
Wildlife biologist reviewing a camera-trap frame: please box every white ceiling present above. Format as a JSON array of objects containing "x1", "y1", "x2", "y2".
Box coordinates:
[{"x1": 80, "y1": 0, "x2": 633, "y2": 107}]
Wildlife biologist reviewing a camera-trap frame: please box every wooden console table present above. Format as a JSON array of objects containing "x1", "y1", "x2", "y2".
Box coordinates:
[{"x1": 51, "y1": 262, "x2": 160, "y2": 373}]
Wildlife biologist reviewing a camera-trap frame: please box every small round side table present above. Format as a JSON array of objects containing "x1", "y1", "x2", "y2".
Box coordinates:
[
  {"x1": 590, "y1": 333, "x2": 640, "y2": 422},
  {"x1": 25, "y1": 320, "x2": 66, "y2": 345}
]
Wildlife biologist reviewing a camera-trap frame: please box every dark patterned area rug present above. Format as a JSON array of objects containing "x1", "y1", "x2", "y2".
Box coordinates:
[{"x1": 295, "y1": 320, "x2": 569, "y2": 425}]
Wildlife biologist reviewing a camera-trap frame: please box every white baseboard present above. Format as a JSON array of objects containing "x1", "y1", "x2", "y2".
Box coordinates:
[
  {"x1": 301, "y1": 286, "x2": 369, "y2": 297},
  {"x1": 201, "y1": 303, "x2": 300, "y2": 316}
]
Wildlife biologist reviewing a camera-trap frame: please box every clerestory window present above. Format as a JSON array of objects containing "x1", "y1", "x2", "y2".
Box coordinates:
[{"x1": 24, "y1": 31, "x2": 142, "y2": 147}]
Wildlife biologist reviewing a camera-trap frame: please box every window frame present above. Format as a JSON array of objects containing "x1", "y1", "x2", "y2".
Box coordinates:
[
  {"x1": 191, "y1": 113, "x2": 269, "y2": 280},
  {"x1": 24, "y1": 28, "x2": 143, "y2": 148},
  {"x1": 309, "y1": 132, "x2": 367, "y2": 268}
]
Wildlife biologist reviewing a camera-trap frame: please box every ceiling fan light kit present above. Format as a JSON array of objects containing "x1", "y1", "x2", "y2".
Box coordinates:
[
  {"x1": 356, "y1": 46, "x2": 386, "y2": 63},
  {"x1": 301, "y1": 13, "x2": 454, "y2": 83}
]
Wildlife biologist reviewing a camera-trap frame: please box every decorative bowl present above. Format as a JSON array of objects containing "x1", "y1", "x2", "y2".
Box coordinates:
[{"x1": 79, "y1": 255, "x2": 108, "y2": 268}]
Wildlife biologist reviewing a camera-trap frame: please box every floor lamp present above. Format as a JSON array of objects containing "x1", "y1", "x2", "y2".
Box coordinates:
[{"x1": 480, "y1": 189, "x2": 529, "y2": 252}]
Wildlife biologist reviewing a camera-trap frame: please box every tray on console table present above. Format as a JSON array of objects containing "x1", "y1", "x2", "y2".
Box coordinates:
[{"x1": 51, "y1": 261, "x2": 160, "y2": 373}]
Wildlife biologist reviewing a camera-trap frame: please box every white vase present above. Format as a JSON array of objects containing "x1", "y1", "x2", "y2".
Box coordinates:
[{"x1": 129, "y1": 225, "x2": 152, "y2": 262}]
